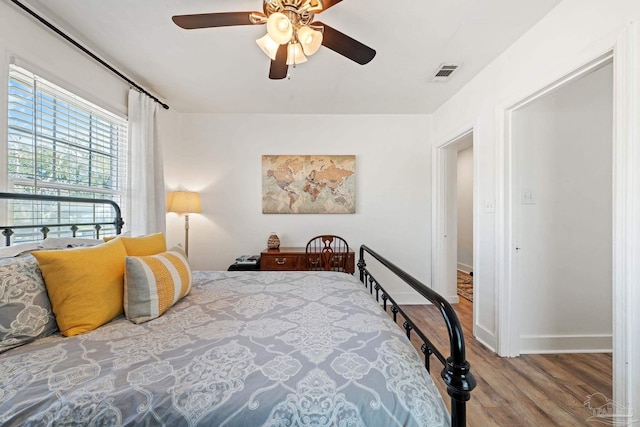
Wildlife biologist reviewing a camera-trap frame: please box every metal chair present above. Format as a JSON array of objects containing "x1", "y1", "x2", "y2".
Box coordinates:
[{"x1": 305, "y1": 235, "x2": 350, "y2": 272}]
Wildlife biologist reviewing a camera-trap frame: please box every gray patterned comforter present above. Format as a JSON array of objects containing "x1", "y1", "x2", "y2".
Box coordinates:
[{"x1": 0, "y1": 271, "x2": 449, "y2": 426}]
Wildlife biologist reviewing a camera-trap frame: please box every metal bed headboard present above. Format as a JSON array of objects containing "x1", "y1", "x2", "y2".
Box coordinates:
[{"x1": 0, "y1": 192, "x2": 124, "y2": 246}]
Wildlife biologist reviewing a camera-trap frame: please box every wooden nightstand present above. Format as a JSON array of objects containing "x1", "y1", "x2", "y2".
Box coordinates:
[{"x1": 260, "y1": 247, "x2": 355, "y2": 274}]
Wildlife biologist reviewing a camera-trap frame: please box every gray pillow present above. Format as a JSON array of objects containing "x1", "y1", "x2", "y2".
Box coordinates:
[{"x1": 0, "y1": 255, "x2": 58, "y2": 353}]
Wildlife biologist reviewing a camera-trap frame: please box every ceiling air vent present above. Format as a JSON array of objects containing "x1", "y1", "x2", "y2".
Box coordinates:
[{"x1": 431, "y1": 64, "x2": 460, "y2": 82}]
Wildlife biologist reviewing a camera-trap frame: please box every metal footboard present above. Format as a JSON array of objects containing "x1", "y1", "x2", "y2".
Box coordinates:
[{"x1": 358, "y1": 245, "x2": 476, "y2": 427}]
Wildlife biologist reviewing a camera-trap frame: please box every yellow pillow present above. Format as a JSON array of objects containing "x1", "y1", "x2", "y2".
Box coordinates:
[
  {"x1": 120, "y1": 233, "x2": 167, "y2": 256},
  {"x1": 32, "y1": 238, "x2": 127, "y2": 337},
  {"x1": 124, "y1": 246, "x2": 192, "y2": 324}
]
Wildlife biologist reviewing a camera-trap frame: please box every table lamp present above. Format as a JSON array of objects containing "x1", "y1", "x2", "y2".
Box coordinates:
[{"x1": 167, "y1": 191, "x2": 201, "y2": 256}]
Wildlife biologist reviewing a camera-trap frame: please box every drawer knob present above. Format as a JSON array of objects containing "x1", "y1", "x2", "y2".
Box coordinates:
[{"x1": 276, "y1": 258, "x2": 286, "y2": 265}]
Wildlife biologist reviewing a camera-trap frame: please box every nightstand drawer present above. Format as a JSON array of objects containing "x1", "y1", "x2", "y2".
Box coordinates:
[
  {"x1": 260, "y1": 247, "x2": 355, "y2": 274},
  {"x1": 261, "y1": 254, "x2": 301, "y2": 270}
]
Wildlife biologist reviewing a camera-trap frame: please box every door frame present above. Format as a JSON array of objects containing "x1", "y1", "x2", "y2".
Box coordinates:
[
  {"x1": 499, "y1": 52, "x2": 613, "y2": 357},
  {"x1": 495, "y1": 24, "x2": 638, "y2": 414},
  {"x1": 432, "y1": 125, "x2": 478, "y2": 334}
]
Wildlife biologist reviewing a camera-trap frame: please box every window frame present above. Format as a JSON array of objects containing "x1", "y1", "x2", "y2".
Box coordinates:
[{"x1": 5, "y1": 64, "x2": 128, "y2": 241}]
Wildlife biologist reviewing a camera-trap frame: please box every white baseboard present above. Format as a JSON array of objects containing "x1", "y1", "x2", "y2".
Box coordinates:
[
  {"x1": 475, "y1": 324, "x2": 497, "y2": 352},
  {"x1": 457, "y1": 263, "x2": 473, "y2": 274},
  {"x1": 520, "y1": 334, "x2": 613, "y2": 354}
]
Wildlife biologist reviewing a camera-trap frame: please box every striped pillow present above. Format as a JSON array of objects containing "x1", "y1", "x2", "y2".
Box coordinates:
[{"x1": 124, "y1": 246, "x2": 192, "y2": 324}]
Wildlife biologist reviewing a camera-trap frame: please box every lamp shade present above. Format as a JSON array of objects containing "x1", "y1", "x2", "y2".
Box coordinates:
[
  {"x1": 168, "y1": 191, "x2": 201, "y2": 214},
  {"x1": 286, "y1": 42, "x2": 307, "y2": 65},
  {"x1": 297, "y1": 26, "x2": 323, "y2": 56},
  {"x1": 256, "y1": 34, "x2": 280, "y2": 60},
  {"x1": 266, "y1": 12, "x2": 293, "y2": 45}
]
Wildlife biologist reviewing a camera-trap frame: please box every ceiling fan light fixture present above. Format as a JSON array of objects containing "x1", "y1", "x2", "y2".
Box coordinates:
[
  {"x1": 297, "y1": 25, "x2": 323, "y2": 56},
  {"x1": 266, "y1": 12, "x2": 293, "y2": 44},
  {"x1": 172, "y1": 0, "x2": 377, "y2": 79},
  {"x1": 286, "y1": 42, "x2": 307, "y2": 65},
  {"x1": 256, "y1": 34, "x2": 280, "y2": 60}
]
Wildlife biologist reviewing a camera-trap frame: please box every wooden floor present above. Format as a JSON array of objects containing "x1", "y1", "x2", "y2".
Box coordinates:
[{"x1": 400, "y1": 298, "x2": 612, "y2": 426}]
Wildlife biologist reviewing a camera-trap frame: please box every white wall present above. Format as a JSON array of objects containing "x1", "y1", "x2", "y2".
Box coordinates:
[
  {"x1": 456, "y1": 146, "x2": 473, "y2": 272},
  {"x1": 434, "y1": 0, "x2": 639, "y2": 347},
  {"x1": 163, "y1": 114, "x2": 432, "y2": 302},
  {"x1": 432, "y1": 0, "x2": 640, "y2": 415},
  {"x1": 0, "y1": 2, "x2": 128, "y2": 119},
  {"x1": 515, "y1": 63, "x2": 613, "y2": 353}
]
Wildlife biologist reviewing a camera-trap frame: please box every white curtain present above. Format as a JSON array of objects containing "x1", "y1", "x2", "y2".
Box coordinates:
[{"x1": 127, "y1": 89, "x2": 166, "y2": 235}]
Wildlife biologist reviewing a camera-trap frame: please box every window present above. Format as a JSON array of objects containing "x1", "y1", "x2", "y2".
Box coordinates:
[{"x1": 6, "y1": 65, "x2": 127, "y2": 241}]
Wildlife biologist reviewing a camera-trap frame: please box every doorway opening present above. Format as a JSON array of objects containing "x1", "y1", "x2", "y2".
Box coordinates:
[
  {"x1": 512, "y1": 60, "x2": 613, "y2": 356},
  {"x1": 456, "y1": 138, "x2": 474, "y2": 307},
  {"x1": 499, "y1": 54, "x2": 615, "y2": 407},
  {"x1": 432, "y1": 128, "x2": 476, "y2": 333}
]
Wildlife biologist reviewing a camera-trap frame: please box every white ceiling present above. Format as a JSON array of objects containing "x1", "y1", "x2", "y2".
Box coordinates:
[{"x1": 20, "y1": 0, "x2": 561, "y2": 114}]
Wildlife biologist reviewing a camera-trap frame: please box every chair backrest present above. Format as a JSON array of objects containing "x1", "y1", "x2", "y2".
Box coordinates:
[{"x1": 305, "y1": 235, "x2": 349, "y2": 272}]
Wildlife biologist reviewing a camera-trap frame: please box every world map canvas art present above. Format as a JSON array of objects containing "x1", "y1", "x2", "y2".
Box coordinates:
[{"x1": 262, "y1": 155, "x2": 356, "y2": 214}]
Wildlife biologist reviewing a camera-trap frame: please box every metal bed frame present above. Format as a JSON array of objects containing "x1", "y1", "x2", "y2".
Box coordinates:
[
  {"x1": 0, "y1": 192, "x2": 475, "y2": 425},
  {"x1": 358, "y1": 245, "x2": 476, "y2": 427},
  {"x1": 0, "y1": 192, "x2": 124, "y2": 246}
]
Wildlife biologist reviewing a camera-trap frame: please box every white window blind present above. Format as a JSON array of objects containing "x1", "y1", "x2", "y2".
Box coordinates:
[{"x1": 6, "y1": 65, "x2": 127, "y2": 241}]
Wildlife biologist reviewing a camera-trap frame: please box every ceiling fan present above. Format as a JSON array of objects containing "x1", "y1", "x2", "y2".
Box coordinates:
[{"x1": 172, "y1": 0, "x2": 376, "y2": 80}]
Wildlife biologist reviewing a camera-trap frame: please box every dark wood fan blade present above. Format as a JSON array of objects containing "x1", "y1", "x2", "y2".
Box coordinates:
[
  {"x1": 269, "y1": 45, "x2": 288, "y2": 80},
  {"x1": 172, "y1": 12, "x2": 256, "y2": 29},
  {"x1": 318, "y1": 0, "x2": 344, "y2": 12},
  {"x1": 316, "y1": 22, "x2": 376, "y2": 65}
]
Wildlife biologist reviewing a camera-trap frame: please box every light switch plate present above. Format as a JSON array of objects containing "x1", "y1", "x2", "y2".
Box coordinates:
[{"x1": 521, "y1": 189, "x2": 536, "y2": 205}]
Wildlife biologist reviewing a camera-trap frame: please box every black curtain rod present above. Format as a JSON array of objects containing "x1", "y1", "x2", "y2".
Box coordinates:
[{"x1": 10, "y1": 0, "x2": 170, "y2": 110}]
